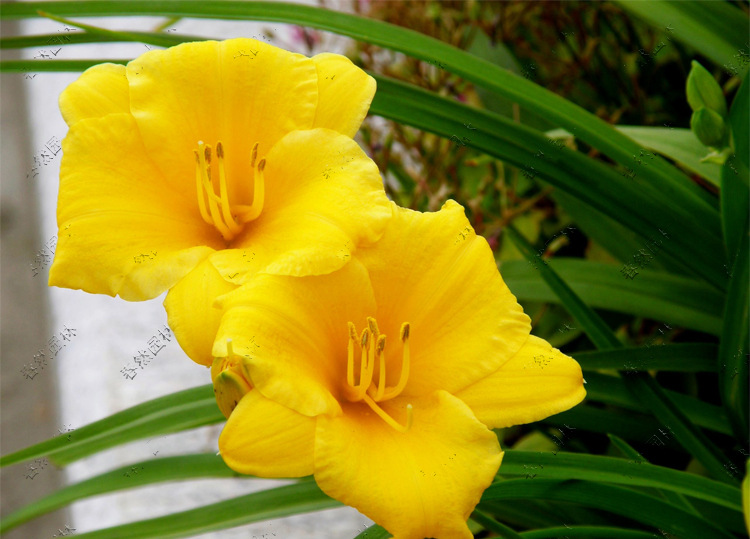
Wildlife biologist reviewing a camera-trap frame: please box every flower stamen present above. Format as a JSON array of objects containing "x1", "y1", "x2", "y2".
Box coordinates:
[
  {"x1": 374, "y1": 335, "x2": 387, "y2": 401},
  {"x1": 346, "y1": 322, "x2": 357, "y2": 387},
  {"x1": 381, "y1": 323, "x2": 410, "y2": 401},
  {"x1": 344, "y1": 319, "x2": 412, "y2": 432},
  {"x1": 193, "y1": 140, "x2": 264, "y2": 241}
]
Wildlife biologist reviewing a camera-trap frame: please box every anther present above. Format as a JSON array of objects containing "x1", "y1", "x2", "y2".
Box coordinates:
[
  {"x1": 400, "y1": 323, "x2": 410, "y2": 341},
  {"x1": 368, "y1": 317, "x2": 379, "y2": 339},
  {"x1": 251, "y1": 142, "x2": 259, "y2": 168}
]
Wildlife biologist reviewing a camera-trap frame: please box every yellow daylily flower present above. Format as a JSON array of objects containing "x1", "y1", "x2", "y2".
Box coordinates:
[
  {"x1": 211, "y1": 201, "x2": 587, "y2": 539},
  {"x1": 50, "y1": 38, "x2": 389, "y2": 301}
]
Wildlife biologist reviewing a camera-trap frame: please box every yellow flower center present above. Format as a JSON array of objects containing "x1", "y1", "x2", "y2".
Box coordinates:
[
  {"x1": 344, "y1": 317, "x2": 413, "y2": 433},
  {"x1": 194, "y1": 141, "x2": 265, "y2": 242}
]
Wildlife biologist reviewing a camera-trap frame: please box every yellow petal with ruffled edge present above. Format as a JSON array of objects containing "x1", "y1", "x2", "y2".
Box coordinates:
[
  {"x1": 213, "y1": 258, "x2": 376, "y2": 418},
  {"x1": 126, "y1": 38, "x2": 318, "y2": 202},
  {"x1": 311, "y1": 53, "x2": 376, "y2": 138},
  {"x1": 219, "y1": 389, "x2": 316, "y2": 477},
  {"x1": 209, "y1": 128, "x2": 391, "y2": 283},
  {"x1": 455, "y1": 334, "x2": 586, "y2": 429},
  {"x1": 49, "y1": 114, "x2": 220, "y2": 300},
  {"x1": 59, "y1": 63, "x2": 130, "y2": 125},
  {"x1": 164, "y1": 258, "x2": 238, "y2": 366},
  {"x1": 315, "y1": 390, "x2": 502, "y2": 539},
  {"x1": 354, "y1": 201, "x2": 531, "y2": 397}
]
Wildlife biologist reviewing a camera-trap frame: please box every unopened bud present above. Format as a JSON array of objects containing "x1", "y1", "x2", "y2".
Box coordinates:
[
  {"x1": 691, "y1": 107, "x2": 727, "y2": 148},
  {"x1": 686, "y1": 61, "x2": 727, "y2": 117}
]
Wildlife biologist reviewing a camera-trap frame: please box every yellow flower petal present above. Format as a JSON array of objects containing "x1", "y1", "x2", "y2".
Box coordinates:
[
  {"x1": 54, "y1": 40, "x2": 383, "y2": 302},
  {"x1": 219, "y1": 389, "x2": 316, "y2": 477},
  {"x1": 126, "y1": 38, "x2": 318, "y2": 203},
  {"x1": 214, "y1": 259, "x2": 376, "y2": 417},
  {"x1": 311, "y1": 53, "x2": 376, "y2": 138},
  {"x1": 210, "y1": 128, "x2": 391, "y2": 282},
  {"x1": 455, "y1": 334, "x2": 586, "y2": 429},
  {"x1": 355, "y1": 201, "x2": 531, "y2": 397},
  {"x1": 59, "y1": 63, "x2": 130, "y2": 125},
  {"x1": 314, "y1": 390, "x2": 502, "y2": 539},
  {"x1": 164, "y1": 258, "x2": 238, "y2": 366},
  {"x1": 50, "y1": 114, "x2": 220, "y2": 300}
]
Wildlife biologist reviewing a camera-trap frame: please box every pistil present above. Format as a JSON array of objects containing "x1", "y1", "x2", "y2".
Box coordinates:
[{"x1": 212, "y1": 339, "x2": 253, "y2": 418}]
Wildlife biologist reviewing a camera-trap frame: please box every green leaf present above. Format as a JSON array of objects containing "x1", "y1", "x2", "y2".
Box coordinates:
[
  {"x1": 0, "y1": 454, "x2": 238, "y2": 533},
  {"x1": 0, "y1": 385, "x2": 223, "y2": 467},
  {"x1": 477, "y1": 500, "x2": 565, "y2": 530},
  {"x1": 0, "y1": 59, "x2": 126, "y2": 72},
  {"x1": 35, "y1": 9, "x2": 189, "y2": 48},
  {"x1": 718, "y1": 76, "x2": 750, "y2": 443},
  {"x1": 718, "y1": 225, "x2": 749, "y2": 443},
  {"x1": 583, "y1": 371, "x2": 731, "y2": 436},
  {"x1": 0, "y1": 31, "x2": 190, "y2": 49},
  {"x1": 480, "y1": 479, "x2": 735, "y2": 539},
  {"x1": 721, "y1": 72, "x2": 750, "y2": 267},
  {"x1": 573, "y1": 343, "x2": 718, "y2": 373},
  {"x1": 499, "y1": 450, "x2": 742, "y2": 512},
  {"x1": 550, "y1": 189, "x2": 684, "y2": 275},
  {"x1": 471, "y1": 509, "x2": 524, "y2": 539},
  {"x1": 605, "y1": 435, "x2": 700, "y2": 515},
  {"x1": 614, "y1": 0, "x2": 748, "y2": 70},
  {"x1": 501, "y1": 259, "x2": 724, "y2": 336},
  {"x1": 543, "y1": 405, "x2": 662, "y2": 444},
  {"x1": 353, "y1": 524, "x2": 390, "y2": 539},
  {"x1": 506, "y1": 226, "x2": 736, "y2": 485},
  {"x1": 619, "y1": 372, "x2": 739, "y2": 485},
  {"x1": 615, "y1": 126, "x2": 722, "y2": 187},
  {"x1": 67, "y1": 480, "x2": 338, "y2": 539},
  {"x1": 519, "y1": 527, "x2": 658, "y2": 539}
]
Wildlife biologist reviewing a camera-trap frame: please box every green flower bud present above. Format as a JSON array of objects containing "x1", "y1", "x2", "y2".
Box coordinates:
[
  {"x1": 686, "y1": 60, "x2": 728, "y2": 117},
  {"x1": 691, "y1": 107, "x2": 727, "y2": 148}
]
